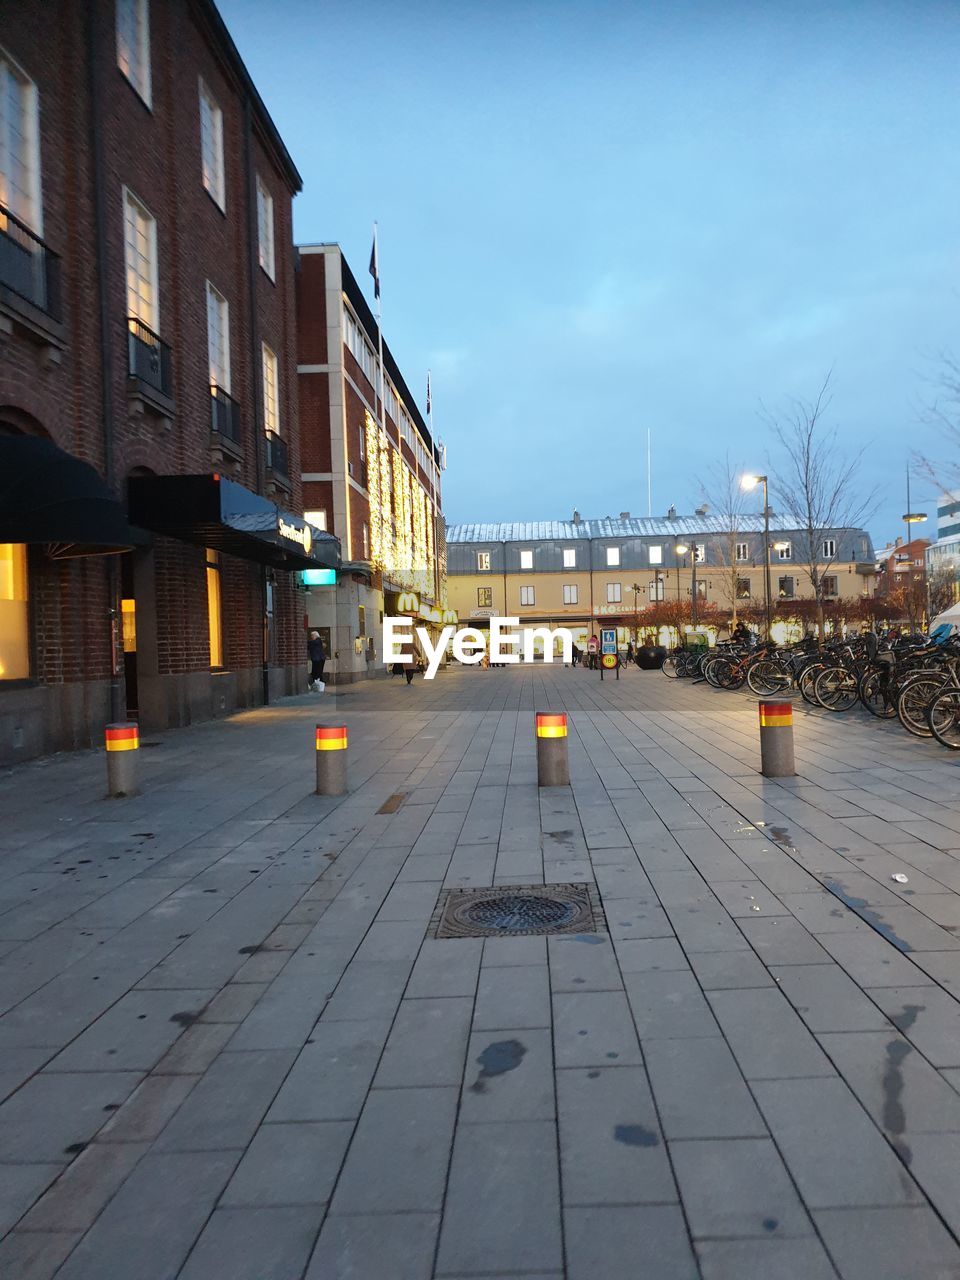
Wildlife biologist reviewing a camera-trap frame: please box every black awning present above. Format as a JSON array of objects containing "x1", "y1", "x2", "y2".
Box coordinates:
[
  {"x1": 0, "y1": 435, "x2": 136, "y2": 557},
  {"x1": 127, "y1": 474, "x2": 341, "y2": 572}
]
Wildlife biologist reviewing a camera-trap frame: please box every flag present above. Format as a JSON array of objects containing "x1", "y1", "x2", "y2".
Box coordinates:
[
  {"x1": 426, "y1": 372, "x2": 432, "y2": 416},
  {"x1": 369, "y1": 226, "x2": 380, "y2": 300}
]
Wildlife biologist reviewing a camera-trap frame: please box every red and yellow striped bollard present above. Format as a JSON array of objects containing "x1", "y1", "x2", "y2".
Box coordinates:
[
  {"x1": 536, "y1": 712, "x2": 570, "y2": 787},
  {"x1": 758, "y1": 701, "x2": 795, "y2": 777},
  {"x1": 316, "y1": 724, "x2": 348, "y2": 795},
  {"x1": 105, "y1": 722, "x2": 139, "y2": 797}
]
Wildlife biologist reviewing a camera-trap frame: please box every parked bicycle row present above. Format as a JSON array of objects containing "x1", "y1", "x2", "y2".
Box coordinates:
[{"x1": 662, "y1": 631, "x2": 960, "y2": 750}]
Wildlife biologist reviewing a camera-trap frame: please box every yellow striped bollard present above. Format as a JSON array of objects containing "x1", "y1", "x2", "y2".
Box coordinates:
[
  {"x1": 536, "y1": 712, "x2": 570, "y2": 787},
  {"x1": 758, "y1": 700, "x2": 796, "y2": 777},
  {"x1": 105, "y1": 722, "x2": 139, "y2": 797},
  {"x1": 316, "y1": 724, "x2": 348, "y2": 796}
]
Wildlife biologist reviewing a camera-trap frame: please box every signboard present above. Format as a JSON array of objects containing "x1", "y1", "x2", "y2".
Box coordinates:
[
  {"x1": 302, "y1": 568, "x2": 337, "y2": 587},
  {"x1": 601, "y1": 653, "x2": 617, "y2": 669},
  {"x1": 601, "y1": 628, "x2": 617, "y2": 655}
]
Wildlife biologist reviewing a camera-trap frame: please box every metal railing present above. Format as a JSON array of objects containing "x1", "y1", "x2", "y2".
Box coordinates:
[
  {"x1": 127, "y1": 316, "x2": 173, "y2": 397},
  {"x1": 210, "y1": 384, "x2": 240, "y2": 442},
  {"x1": 0, "y1": 202, "x2": 61, "y2": 319},
  {"x1": 265, "y1": 430, "x2": 289, "y2": 477}
]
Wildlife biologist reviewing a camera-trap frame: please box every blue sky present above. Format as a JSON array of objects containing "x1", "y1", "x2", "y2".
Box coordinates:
[{"x1": 222, "y1": 0, "x2": 960, "y2": 543}]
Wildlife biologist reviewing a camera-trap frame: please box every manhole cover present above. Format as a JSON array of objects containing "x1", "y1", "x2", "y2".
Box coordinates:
[{"x1": 431, "y1": 883, "x2": 601, "y2": 939}]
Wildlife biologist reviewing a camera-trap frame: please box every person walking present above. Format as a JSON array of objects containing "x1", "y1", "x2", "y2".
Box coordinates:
[
  {"x1": 307, "y1": 630, "x2": 326, "y2": 691},
  {"x1": 399, "y1": 630, "x2": 420, "y2": 685}
]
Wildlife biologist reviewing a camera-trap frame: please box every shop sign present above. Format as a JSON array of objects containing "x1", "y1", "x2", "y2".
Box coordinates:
[{"x1": 278, "y1": 518, "x2": 312, "y2": 553}]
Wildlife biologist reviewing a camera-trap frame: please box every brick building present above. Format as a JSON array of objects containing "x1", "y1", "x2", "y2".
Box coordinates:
[
  {"x1": 296, "y1": 244, "x2": 446, "y2": 680},
  {"x1": 0, "y1": 0, "x2": 337, "y2": 764},
  {"x1": 875, "y1": 536, "x2": 930, "y2": 625}
]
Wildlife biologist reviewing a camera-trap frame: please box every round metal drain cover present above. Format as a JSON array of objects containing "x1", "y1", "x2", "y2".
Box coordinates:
[
  {"x1": 464, "y1": 894, "x2": 577, "y2": 932},
  {"x1": 433, "y1": 883, "x2": 599, "y2": 938}
]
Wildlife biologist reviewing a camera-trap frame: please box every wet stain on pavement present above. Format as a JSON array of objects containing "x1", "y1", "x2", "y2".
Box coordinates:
[
  {"x1": 882, "y1": 1034, "x2": 914, "y2": 1165},
  {"x1": 769, "y1": 827, "x2": 795, "y2": 848},
  {"x1": 566, "y1": 934, "x2": 605, "y2": 945},
  {"x1": 822, "y1": 879, "x2": 914, "y2": 952},
  {"x1": 763, "y1": 1218, "x2": 778, "y2": 1232},
  {"x1": 169, "y1": 1010, "x2": 202, "y2": 1026},
  {"x1": 614, "y1": 1124, "x2": 660, "y2": 1147},
  {"x1": 470, "y1": 1039, "x2": 527, "y2": 1093}
]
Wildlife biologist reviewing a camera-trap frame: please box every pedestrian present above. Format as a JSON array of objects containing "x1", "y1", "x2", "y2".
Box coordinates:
[
  {"x1": 307, "y1": 629, "x2": 326, "y2": 691},
  {"x1": 571, "y1": 642, "x2": 581, "y2": 667},
  {"x1": 626, "y1": 640, "x2": 634, "y2": 664},
  {"x1": 398, "y1": 628, "x2": 420, "y2": 685}
]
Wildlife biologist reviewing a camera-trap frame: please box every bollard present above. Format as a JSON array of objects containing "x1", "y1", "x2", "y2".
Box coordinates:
[
  {"x1": 316, "y1": 724, "x2": 348, "y2": 796},
  {"x1": 105, "y1": 722, "x2": 139, "y2": 797},
  {"x1": 758, "y1": 700, "x2": 796, "y2": 777},
  {"x1": 536, "y1": 712, "x2": 570, "y2": 787}
]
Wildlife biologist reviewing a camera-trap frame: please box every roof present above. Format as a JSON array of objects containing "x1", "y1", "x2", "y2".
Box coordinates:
[{"x1": 445, "y1": 515, "x2": 870, "y2": 543}]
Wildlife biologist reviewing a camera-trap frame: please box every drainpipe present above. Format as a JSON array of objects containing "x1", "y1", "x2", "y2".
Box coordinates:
[{"x1": 86, "y1": 2, "x2": 123, "y2": 723}]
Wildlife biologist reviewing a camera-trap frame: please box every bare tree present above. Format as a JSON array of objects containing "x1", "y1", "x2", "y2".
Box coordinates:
[
  {"x1": 919, "y1": 351, "x2": 960, "y2": 496},
  {"x1": 698, "y1": 454, "x2": 751, "y2": 630},
  {"x1": 765, "y1": 374, "x2": 878, "y2": 643},
  {"x1": 929, "y1": 565, "x2": 958, "y2": 617}
]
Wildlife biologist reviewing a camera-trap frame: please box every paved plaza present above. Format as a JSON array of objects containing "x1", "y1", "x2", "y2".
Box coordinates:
[{"x1": 3, "y1": 665, "x2": 960, "y2": 1278}]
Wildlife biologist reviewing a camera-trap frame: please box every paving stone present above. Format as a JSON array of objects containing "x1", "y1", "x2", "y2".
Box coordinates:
[
  {"x1": 435, "y1": 1119, "x2": 562, "y2": 1275},
  {"x1": 689, "y1": 949, "x2": 774, "y2": 989},
  {"x1": 154, "y1": 1050, "x2": 296, "y2": 1151},
  {"x1": 43, "y1": 988, "x2": 213, "y2": 1072},
  {"x1": 330, "y1": 1086, "x2": 457, "y2": 1213},
  {"x1": 405, "y1": 938, "x2": 483, "y2": 997},
  {"x1": 546, "y1": 934, "x2": 622, "y2": 992},
  {"x1": 644, "y1": 1037, "x2": 767, "y2": 1139},
  {"x1": 552, "y1": 990, "x2": 643, "y2": 1067},
  {"x1": 770, "y1": 964, "x2": 892, "y2": 1032},
  {"x1": 737, "y1": 915, "x2": 831, "y2": 965},
  {"x1": 0, "y1": 1229, "x2": 82, "y2": 1280},
  {"x1": 179, "y1": 1205, "x2": 322, "y2": 1280},
  {"x1": 153, "y1": 1021, "x2": 236, "y2": 1074},
  {"x1": 565, "y1": 1205, "x2": 699, "y2": 1280},
  {"x1": 667, "y1": 903, "x2": 751, "y2": 951},
  {"x1": 20, "y1": 1140, "x2": 149, "y2": 1231},
  {"x1": 268, "y1": 1017, "x2": 391, "y2": 1121},
  {"x1": 220, "y1": 1120, "x2": 352, "y2": 1206},
  {"x1": 556, "y1": 1066, "x2": 674, "y2": 1205},
  {"x1": 99, "y1": 1074, "x2": 198, "y2": 1142},
  {"x1": 460, "y1": 1027, "x2": 554, "y2": 1121},
  {"x1": 624, "y1": 969, "x2": 720, "y2": 1039},
  {"x1": 481, "y1": 935, "x2": 548, "y2": 966},
  {"x1": 817, "y1": 931, "x2": 931, "y2": 988},
  {"x1": 670, "y1": 1137, "x2": 812, "y2": 1239},
  {"x1": 374, "y1": 996, "x2": 472, "y2": 1087},
  {"x1": 867, "y1": 986, "x2": 960, "y2": 1067},
  {"x1": 607, "y1": 902, "x2": 677, "y2": 940},
  {"x1": 695, "y1": 1237, "x2": 841, "y2": 1279},
  {"x1": 710, "y1": 880, "x2": 786, "y2": 917},
  {"x1": 322, "y1": 959, "x2": 412, "y2": 1019},
  {"x1": 753, "y1": 1077, "x2": 924, "y2": 1207},
  {"x1": 0, "y1": 1070, "x2": 142, "y2": 1162},
  {"x1": 0, "y1": 1161, "x2": 61, "y2": 1235},
  {"x1": 473, "y1": 964, "x2": 552, "y2": 1028},
  {"x1": 305, "y1": 1212, "x2": 439, "y2": 1280},
  {"x1": 910, "y1": 949, "x2": 960, "y2": 993},
  {"x1": 707, "y1": 989, "x2": 835, "y2": 1080},
  {"x1": 813, "y1": 1205, "x2": 960, "y2": 1280},
  {"x1": 198, "y1": 982, "x2": 268, "y2": 1023},
  {"x1": 613, "y1": 936, "x2": 689, "y2": 973},
  {"x1": 376, "y1": 881, "x2": 442, "y2": 922}
]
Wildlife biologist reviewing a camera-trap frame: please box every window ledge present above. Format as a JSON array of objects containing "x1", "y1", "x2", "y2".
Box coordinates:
[
  {"x1": 127, "y1": 376, "x2": 175, "y2": 426},
  {"x1": 0, "y1": 288, "x2": 66, "y2": 358}
]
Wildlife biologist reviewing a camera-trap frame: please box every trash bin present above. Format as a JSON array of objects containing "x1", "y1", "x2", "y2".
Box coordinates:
[{"x1": 637, "y1": 645, "x2": 666, "y2": 670}]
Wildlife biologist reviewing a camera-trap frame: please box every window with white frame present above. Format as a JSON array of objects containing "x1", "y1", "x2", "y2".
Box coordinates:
[
  {"x1": 304, "y1": 509, "x2": 327, "y2": 532},
  {"x1": 261, "y1": 343, "x2": 279, "y2": 434},
  {"x1": 123, "y1": 188, "x2": 158, "y2": 330},
  {"x1": 777, "y1": 542, "x2": 792, "y2": 561},
  {"x1": 736, "y1": 542, "x2": 749, "y2": 562},
  {"x1": 563, "y1": 583, "x2": 578, "y2": 605},
  {"x1": 199, "y1": 79, "x2": 224, "y2": 209},
  {"x1": 205, "y1": 281, "x2": 230, "y2": 392},
  {"x1": 116, "y1": 0, "x2": 151, "y2": 105},
  {"x1": 648, "y1": 545, "x2": 663, "y2": 565},
  {"x1": 778, "y1": 575, "x2": 794, "y2": 598},
  {"x1": 256, "y1": 174, "x2": 274, "y2": 280},
  {"x1": 694, "y1": 543, "x2": 705, "y2": 564},
  {"x1": 606, "y1": 547, "x2": 620, "y2": 567},
  {"x1": 822, "y1": 537, "x2": 836, "y2": 559},
  {"x1": 563, "y1": 548, "x2": 576, "y2": 568},
  {"x1": 649, "y1": 578, "x2": 665, "y2": 602},
  {"x1": 822, "y1": 574, "x2": 839, "y2": 598},
  {"x1": 519, "y1": 549, "x2": 533, "y2": 570},
  {"x1": 0, "y1": 52, "x2": 42, "y2": 232},
  {"x1": 520, "y1": 585, "x2": 535, "y2": 606},
  {"x1": 477, "y1": 551, "x2": 490, "y2": 572},
  {"x1": 606, "y1": 583, "x2": 622, "y2": 603},
  {"x1": 342, "y1": 306, "x2": 376, "y2": 385}
]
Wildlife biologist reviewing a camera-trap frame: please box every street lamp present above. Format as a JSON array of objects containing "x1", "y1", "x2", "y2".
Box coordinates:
[
  {"x1": 675, "y1": 543, "x2": 688, "y2": 645},
  {"x1": 741, "y1": 474, "x2": 772, "y2": 640}
]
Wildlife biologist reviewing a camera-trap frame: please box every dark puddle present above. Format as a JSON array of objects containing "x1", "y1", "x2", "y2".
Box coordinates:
[
  {"x1": 769, "y1": 827, "x2": 795, "y2": 848},
  {"x1": 822, "y1": 878, "x2": 913, "y2": 952},
  {"x1": 614, "y1": 1124, "x2": 660, "y2": 1147},
  {"x1": 470, "y1": 1039, "x2": 526, "y2": 1093}
]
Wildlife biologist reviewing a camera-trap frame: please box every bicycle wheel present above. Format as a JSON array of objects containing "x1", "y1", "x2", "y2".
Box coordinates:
[
  {"x1": 747, "y1": 659, "x2": 791, "y2": 697},
  {"x1": 859, "y1": 670, "x2": 897, "y2": 718},
  {"x1": 897, "y1": 674, "x2": 946, "y2": 738},
  {"x1": 716, "y1": 659, "x2": 747, "y2": 689},
  {"x1": 928, "y1": 687, "x2": 960, "y2": 749},
  {"x1": 814, "y1": 666, "x2": 859, "y2": 712},
  {"x1": 703, "y1": 656, "x2": 724, "y2": 687},
  {"x1": 798, "y1": 663, "x2": 827, "y2": 707},
  {"x1": 661, "y1": 655, "x2": 679, "y2": 678}
]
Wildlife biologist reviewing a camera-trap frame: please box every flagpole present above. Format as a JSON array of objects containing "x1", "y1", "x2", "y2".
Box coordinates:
[
  {"x1": 427, "y1": 370, "x2": 441, "y2": 607},
  {"x1": 647, "y1": 428, "x2": 652, "y2": 517},
  {"x1": 372, "y1": 223, "x2": 386, "y2": 441}
]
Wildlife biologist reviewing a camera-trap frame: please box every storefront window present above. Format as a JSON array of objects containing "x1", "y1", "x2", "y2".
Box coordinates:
[
  {"x1": 0, "y1": 544, "x2": 29, "y2": 680},
  {"x1": 206, "y1": 548, "x2": 223, "y2": 668}
]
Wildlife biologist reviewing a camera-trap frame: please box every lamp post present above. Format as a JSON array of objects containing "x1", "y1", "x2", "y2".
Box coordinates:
[
  {"x1": 632, "y1": 582, "x2": 642, "y2": 646},
  {"x1": 675, "y1": 543, "x2": 688, "y2": 646},
  {"x1": 741, "y1": 475, "x2": 772, "y2": 641}
]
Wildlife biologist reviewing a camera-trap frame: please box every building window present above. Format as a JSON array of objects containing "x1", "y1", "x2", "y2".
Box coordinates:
[
  {"x1": 256, "y1": 174, "x2": 275, "y2": 280},
  {"x1": 199, "y1": 78, "x2": 224, "y2": 209},
  {"x1": 563, "y1": 548, "x2": 576, "y2": 568},
  {"x1": 362, "y1": 522, "x2": 369, "y2": 559},
  {"x1": 822, "y1": 538, "x2": 836, "y2": 559},
  {"x1": 606, "y1": 547, "x2": 620, "y2": 567},
  {"x1": 0, "y1": 52, "x2": 42, "y2": 234},
  {"x1": 206, "y1": 549, "x2": 223, "y2": 668},
  {"x1": 116, "y1": 0, "x2": 151, "y2": 105},
  {"x1": 563, "y1": 583, "x2": 578, "y2": 605},
  {"x1": 648, "y1": 545, "x2": 663, "y2": 565},
  {"x1": 778, "y1": 576, "x2": 794, "y2": 599},
  {"x1": 261, "y1": 342, "x2": 279, "y2": 434},
  {"x1": 206, "y1": 281, "x2": 230, "y2": 392},
  {"x1": 477, "y1": 587, "x2": 492, "y2": 608},
  {"x1": 607, "y1": 583, "x2": 622, "y2": 604},
  {"x1": 123, "y1": 188, "x2": 158, "y2": 330},
  {"x1": 477, "y1": 551, "x2": 490, "y2": 571},
  {"x1": 694, "y1": 543, "x2": 705, "y2": 564},
  {"x1": 822, "y1": 574, "x2": 839, "y2": 598},
  {"x1": 777, "y1": 542, "x2": 792, "y2": 561},
  {"x1": 520, "y1": 585, "x2": 535, "y2": 606},
  {"x1": 358, "y1": 604, "x2": 366, "y2": 637},
  {"x1": 304, "y1": 509, "x2": 327, "y2": 532},
  {"x1": 342, "y1": 306, "x2": 376, "y2": 385},
  {"x1": 648, "y1": 579, "x2": 664, "y2": 602},
  {"x1": 0, "y1": 543, "x2": 29, "y2": 680},
  {"x1": 520, "y1": 549, "x2": 533, "y2": 569},
  {"x1": 736, "y1": 577, "x2": 751, "y2": 599},
  {"x1": 736, "y1": 542, "x2": 749, "y2": 562}
]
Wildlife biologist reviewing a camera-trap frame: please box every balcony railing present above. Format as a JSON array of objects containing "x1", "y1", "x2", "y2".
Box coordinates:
[
  {"x1": 265, "y1": 430, "x2": 289, "y2": 477},
  {"x1": 210, "y1": 384, "x2": 240, "y2": 442},
  {"x1": 0, "y1": 203, "x2": 61, "y2": 319},
  {"x1": 127, "y1": 317, "x2": 173, "y2": 397}
]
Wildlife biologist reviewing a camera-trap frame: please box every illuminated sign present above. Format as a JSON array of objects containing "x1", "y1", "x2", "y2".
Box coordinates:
[
  {"x1": 279, "y1": 518, "x2": 312, "y2": 553},
  {"x1": 302, "y1": 569, "x2": 336, "y2": 587}
]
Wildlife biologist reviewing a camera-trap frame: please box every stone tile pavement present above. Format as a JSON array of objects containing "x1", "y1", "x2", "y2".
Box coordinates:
[{"x1": 2, "y1": 664, "x2": 960, "y2": 1277}]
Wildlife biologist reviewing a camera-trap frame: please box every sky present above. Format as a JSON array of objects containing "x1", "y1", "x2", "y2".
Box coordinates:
[{"x1": 221, "y1": 0, "x2": 960, "y2": 544}]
